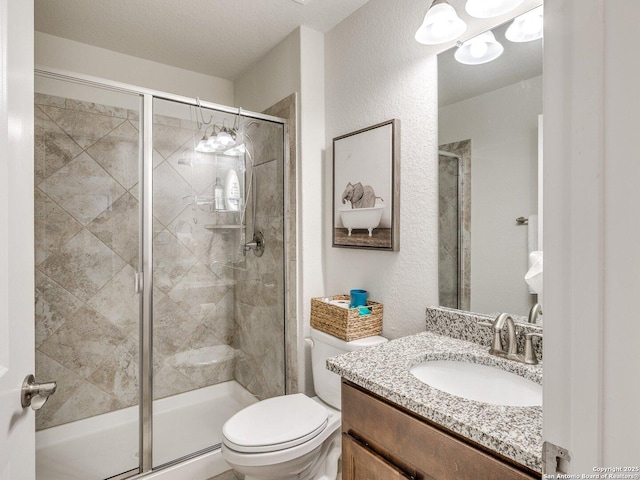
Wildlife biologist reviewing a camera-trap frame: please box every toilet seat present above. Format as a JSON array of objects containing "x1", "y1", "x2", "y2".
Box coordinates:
[{"x1": 222, "y1": 394, "x2": 329, "y2": 453}]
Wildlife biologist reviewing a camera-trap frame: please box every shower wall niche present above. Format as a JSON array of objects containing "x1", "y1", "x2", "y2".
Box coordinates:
[{"x1": 34, "y1": 75, "x2": 288, "y2": 480}]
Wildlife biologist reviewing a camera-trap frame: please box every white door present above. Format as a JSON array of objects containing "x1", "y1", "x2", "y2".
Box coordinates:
[{"x1": 0, "y1": 0, "x2": 36, "y2": 479}]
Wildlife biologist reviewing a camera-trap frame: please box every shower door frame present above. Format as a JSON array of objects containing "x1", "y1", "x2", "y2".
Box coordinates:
[{"x1": 35, "y1": 66, "x2": 290, "y2": 479}]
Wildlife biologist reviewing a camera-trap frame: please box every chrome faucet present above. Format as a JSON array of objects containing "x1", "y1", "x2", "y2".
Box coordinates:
[
  {"x1": 481, "y1": 313, "x2": 519, "y2": 360},
  {"x1": 480, "y1": 313, "x2": 544, "y2": 364},
  {"x1": 528, "y1": 303, "x2": 543, "y2": 324}
]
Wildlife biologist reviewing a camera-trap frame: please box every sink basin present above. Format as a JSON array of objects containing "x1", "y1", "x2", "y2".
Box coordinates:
[{"x1": 409, "y1": 360, "x2": 542, "y2": 407}]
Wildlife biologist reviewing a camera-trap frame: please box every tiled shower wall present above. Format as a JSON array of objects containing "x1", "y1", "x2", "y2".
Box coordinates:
[
  {"x1": 233, "y1": 119, "x2": 286, "y2": 400},
  {"x1": 34, "y1": 93, "x2": 239, "y2": 430}
]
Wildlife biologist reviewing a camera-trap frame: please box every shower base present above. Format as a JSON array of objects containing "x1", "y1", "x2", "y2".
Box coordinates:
[{"x1": 36, "y1": 381, "x2": 257, "y2": 480}]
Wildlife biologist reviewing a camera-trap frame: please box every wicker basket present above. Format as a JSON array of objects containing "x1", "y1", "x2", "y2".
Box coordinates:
[{"x1": 310, "y1": 295, "x2": 383, "y2": 341}]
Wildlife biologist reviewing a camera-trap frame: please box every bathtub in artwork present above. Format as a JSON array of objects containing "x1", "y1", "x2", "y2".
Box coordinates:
[{"x1": 339, "y1": 201, "x2": 385, "y2": 237}]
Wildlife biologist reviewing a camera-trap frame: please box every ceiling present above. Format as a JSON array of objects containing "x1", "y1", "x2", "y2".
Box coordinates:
[{"x1": 34, "y1": 0, "x2": 371, "y2": 80}]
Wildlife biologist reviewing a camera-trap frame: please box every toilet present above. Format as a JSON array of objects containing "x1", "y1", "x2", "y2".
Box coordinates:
[{"x1": 221, "y1": 327, "x2": 387, "y2": 480}]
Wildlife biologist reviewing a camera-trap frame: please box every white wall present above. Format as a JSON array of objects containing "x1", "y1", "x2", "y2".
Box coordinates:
[
  {"x1": 35, "y1": 32, "x2": 234, "y2": 105},
  {"x1": 324, "y1": 0, "x2": 438, "y2": 339},
  {"x1": 234, "y1": 29, "x2": 301, "y2": 113},
  {"x1": 439, "y1": 76, "x2": 542, "y2": 316},
  {"x1": 544, "y1": 0, "x2": 640, "y2": 472}
]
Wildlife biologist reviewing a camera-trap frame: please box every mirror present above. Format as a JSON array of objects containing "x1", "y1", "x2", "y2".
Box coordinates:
[{"x1": 437, "y1": 14, "x2": 543, "y2": 318}]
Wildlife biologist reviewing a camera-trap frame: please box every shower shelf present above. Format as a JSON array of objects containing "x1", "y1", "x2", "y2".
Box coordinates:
[{"x1": 204, "y1": 224, "x2": 244, "y2": 230}]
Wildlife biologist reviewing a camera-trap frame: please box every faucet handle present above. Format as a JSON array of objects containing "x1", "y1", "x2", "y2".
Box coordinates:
[
  {"x1": 478, "y1": 320, "x2": 505, "y2": 355},
  {"x1": 524, "y1": 332, "x2": 543, "y2": 365}
]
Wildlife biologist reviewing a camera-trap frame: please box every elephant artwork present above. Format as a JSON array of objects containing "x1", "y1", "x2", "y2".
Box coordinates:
[
  {"x1": 341, "y1": 182, "x2": 383, "y2": 208},
  {"x1": 332, "y1": 119, "x2": 399, "y2": 250}
]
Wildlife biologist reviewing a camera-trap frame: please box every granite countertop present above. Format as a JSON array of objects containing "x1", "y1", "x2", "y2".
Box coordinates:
[{"x1": 326, "y1": 331, "x2": 543, "y2": 473}]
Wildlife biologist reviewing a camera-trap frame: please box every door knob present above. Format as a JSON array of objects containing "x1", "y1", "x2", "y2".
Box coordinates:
[{"x1": 21, "y1": 374, "x2": 57, "y2": 411}]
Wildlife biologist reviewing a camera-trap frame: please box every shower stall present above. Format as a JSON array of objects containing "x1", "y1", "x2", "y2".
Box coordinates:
[
  {"x1": 438, "y1": 141, "x2": 471, "y2": 312},
  {"x1": 33, "y1": 69, "x2": 291, "y2": 480}
]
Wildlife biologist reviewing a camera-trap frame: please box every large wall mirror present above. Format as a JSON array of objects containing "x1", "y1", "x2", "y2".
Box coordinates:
[{"x1": 437, "y1": 3, "x2": 543, "y2": 318}]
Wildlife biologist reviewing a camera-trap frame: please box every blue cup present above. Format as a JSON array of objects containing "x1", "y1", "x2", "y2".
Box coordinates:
[{"x1": 350, "y1": 289, "x2": 368, "y2": 308}]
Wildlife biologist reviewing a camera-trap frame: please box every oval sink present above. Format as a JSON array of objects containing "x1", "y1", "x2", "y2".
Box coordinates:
[{"x1": 409, "y1": 360, "x2": 542, "y2": 407}]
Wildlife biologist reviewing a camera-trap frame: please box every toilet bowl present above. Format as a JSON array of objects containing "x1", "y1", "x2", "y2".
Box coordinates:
[{"x1": 221, "y1": 327, "x2": 387, "y2": 480}]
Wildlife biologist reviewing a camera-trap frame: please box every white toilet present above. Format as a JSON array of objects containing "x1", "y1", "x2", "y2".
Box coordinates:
[{"x1": 221, "y1": 327, "x2": 387, "y2": 480}]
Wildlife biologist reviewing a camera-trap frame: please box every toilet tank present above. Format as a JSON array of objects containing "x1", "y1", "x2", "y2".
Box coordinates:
[{"x1": 310, "y1": 327, "x2": 387, "y2": 409}]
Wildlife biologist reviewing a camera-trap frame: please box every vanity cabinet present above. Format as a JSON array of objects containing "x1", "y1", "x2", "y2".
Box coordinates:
[{"x1": 341, "y1": 381, "x2": 539, "y2": 480}]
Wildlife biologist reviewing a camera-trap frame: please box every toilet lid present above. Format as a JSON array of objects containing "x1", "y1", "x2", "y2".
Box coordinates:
[{"x1": 222, "y1": 394, "x2": 329, "y2": 453}]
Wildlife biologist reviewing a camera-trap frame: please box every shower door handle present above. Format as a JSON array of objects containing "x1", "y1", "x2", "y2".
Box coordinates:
[{"x1": 21, "y1": 374, "x2": 57, "y2": 411}]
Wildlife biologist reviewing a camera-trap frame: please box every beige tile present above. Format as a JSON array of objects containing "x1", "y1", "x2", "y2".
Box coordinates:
[
  {"x1": 153, "y1": 228, "x2": 199, "y2": 294},
  {"x1": 35, "y1": 105, "x2": 83, "y2": 185},
  {"x1": 89, "y1": 336, "x2": 139, "y2": 406},
  {"x1": 87, "y1": 120, "x2": 140, "y2": 190},
  {"x1": 166, "y1": 144, "x2": 218, "y2": 195},
  {"x1": 39, "y1": 305, "x2": 128, "y2": 380},
  {"x1": 35, "y1": 188, "x2": 83, "y2": 266},
  {"x1": 40, "y1": 152, "x2": 126, "y2": 226},
  {"x1": 47, "y1": 381, "x2": 126, "y2": 426},
  {"x1": 152, "y1": 123, "x2": 194, "y2": 159},
  {"x1": 153, "y1": 363, "x2": 199, "y2": 400},
  {"x1": 88, "y1": 264, "x2": 139, "y2": 337},
  {"x1": 87, "y1": 192, "x2": 139, "y2": 267},
  {"x1": 152, "y1": 295, "x2": 199, "y2": 357},
  {"x1": 35, "y1": 93, "x2": 66, "y2": 108},
  {"x1": 35, "y1": 351, "x2": 86, "y2": 430},
  {"x1": 152, "y1": 161, "x2": 194, "y2": 226},
  {"x1": 39, "y1": 105, "x2": 125, "y2": 149},
  {"x1": 39, "y1": 229, "x2": 126, "y2": 302},
  {"x1": 35, "y1": 271, "x2": 83, "y2": 347},
  {"x1": 64, "y1": 99, "x2": 128, "y2": 118},
  {"x1": 168, "y1": 263, "x2": 230, "y2": 322}
]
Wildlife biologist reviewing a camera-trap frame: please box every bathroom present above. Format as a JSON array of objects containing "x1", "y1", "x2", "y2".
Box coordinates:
[{"x1": 1, "y1": 0, "x2": 639, "y2": 479}]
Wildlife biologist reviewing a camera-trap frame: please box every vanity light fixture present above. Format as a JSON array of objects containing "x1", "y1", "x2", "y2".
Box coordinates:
[
  {"x1": 415, "y1": 0, "x2": 467, "y2": 45},
  {"x1": 505, "y1": 5, "x2": 543, "y2": 42},
  {"x1": 454, "y1": 31, "x2": 504, "y2": 65},
  {"x1": 465, "y1": 0, "x2": 524, "y2": 19}
]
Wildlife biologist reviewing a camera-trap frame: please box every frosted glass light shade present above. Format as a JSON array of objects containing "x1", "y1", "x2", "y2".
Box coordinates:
[
  {"x1": 465, "y1": 0, "x2": 524, "y2": 18},
  {"x1": 505, "y1": 6, "x2": 543, "y2": 42},
  {"x1": 195, "y1": 136, "x2": 216, "y2": 153},
  {"x1": 455, "y1": 31, "x2": 504, "y2": 65},
  {"x1": 415, "y1": 1, "x2": 467, "y2": 45}
]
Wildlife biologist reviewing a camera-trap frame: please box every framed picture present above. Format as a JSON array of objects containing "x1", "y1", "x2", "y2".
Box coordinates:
[{"x1": 332, "y1": 119, "x2": 400, "y2": 251}]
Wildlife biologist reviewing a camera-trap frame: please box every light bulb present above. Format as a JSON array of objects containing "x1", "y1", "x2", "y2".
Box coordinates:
[
  {"x1": 469, "y1": 41, "x2": 489, "y2": 59},
  {"x1": 415, "y1": 1, "x2": 467, "y2": 45},
  {"x1": 522, "y1": 15, "x2": 542, "y2": 35},
  {"x1": 216, "y1": 131, "x2": 234, "y2": 146}
]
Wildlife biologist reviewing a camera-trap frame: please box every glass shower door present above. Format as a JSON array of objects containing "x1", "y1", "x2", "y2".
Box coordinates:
[
  {"x1": 150, "y1": 97, "x2": 286, "y2": 468},
  {"x1": 34, "y1": 77, "x2": 142, "y2": 480},
  {"x1": 151, "y1": 98, "x2": 248, "y2": 467}
]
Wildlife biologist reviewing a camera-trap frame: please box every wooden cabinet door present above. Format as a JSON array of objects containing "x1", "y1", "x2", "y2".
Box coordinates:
[{"x1": 343, "y1": 433, "x2": 412, "y2": 480}]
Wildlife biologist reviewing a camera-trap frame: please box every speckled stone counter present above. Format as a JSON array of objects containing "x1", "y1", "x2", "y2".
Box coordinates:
[{"x1": 326, "y1": 331, "x2": 543, "y2": 473}]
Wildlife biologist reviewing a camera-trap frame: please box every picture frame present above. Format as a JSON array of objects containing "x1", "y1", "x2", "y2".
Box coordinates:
[{"x1": 332, "y1": 119, "x2": 400, "y2": 251}]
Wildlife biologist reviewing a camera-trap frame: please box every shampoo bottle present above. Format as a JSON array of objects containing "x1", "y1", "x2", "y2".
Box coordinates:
[
  {"x1": 225, "y1": 169, "x2": 241, "y2": 211},
  {"x1": 213, "y1": 177, "x2": 225, "y2": 211}
]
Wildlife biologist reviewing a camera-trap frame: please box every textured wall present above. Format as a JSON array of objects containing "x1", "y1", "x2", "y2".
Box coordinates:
[{"x1": 324, "y1": 0, "x2": 439, "y2": 339}]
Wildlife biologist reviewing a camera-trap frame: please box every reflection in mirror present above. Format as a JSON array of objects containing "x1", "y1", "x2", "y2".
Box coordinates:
[{"x1": 438, "y1": 18, "x2": 542, "y2": 318}]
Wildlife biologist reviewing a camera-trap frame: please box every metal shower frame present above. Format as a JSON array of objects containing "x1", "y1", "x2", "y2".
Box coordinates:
[{"x1": 35, "y1": 66, "x2": 290, "y2": 480}]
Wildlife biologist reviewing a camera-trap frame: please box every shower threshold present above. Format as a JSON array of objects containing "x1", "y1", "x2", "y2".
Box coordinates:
[{"x1": 36, "y1": 381, "x2": 257, "y2": 480}]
